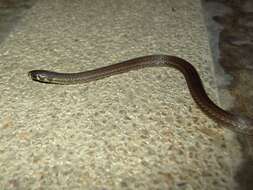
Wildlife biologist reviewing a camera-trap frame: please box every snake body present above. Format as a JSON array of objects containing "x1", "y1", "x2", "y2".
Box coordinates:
[{"x1": 28, "y1": 55, "x2": 253, "y2": 135}]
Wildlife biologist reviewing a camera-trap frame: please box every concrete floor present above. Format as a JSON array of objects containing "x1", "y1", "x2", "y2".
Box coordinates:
[{"x1": 0, "y1": 0, "x2": 247, "y2": 189}]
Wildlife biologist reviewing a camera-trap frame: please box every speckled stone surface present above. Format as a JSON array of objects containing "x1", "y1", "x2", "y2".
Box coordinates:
[{"x1": 0, "y1": 0, "x2": 242, "y2": 189}]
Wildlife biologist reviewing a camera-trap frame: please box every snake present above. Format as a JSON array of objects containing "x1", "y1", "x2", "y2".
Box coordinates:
[{"x1": 28, "y1": 54, "x2": 253, "y2": 135}]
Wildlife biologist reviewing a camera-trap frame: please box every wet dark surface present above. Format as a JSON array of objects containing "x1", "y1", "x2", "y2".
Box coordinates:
[{"x1": 202, "y1": 0, "x2": 253, "y2": 190}]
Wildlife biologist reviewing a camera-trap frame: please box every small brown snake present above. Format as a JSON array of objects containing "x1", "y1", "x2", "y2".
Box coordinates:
[{"x1": 28, "y1": 55, "x2": 253, "y2": 135}]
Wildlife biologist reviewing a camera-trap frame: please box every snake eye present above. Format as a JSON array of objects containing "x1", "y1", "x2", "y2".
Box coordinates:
[
  {"x1": 37, "y1": 73, "x2": 48, "y2": 81},
  {"x1": 28, "y1": 70, "x2": 51, "y2": 83}
]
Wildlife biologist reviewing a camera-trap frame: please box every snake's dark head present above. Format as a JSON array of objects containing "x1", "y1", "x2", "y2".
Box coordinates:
[{"x1": 28, "y1": 70, "x2": 53, "y2": 83}]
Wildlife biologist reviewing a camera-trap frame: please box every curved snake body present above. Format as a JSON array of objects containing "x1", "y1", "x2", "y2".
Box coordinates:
[{"x1": 28, "y1": 55, "x2": 253, "y2": 135}]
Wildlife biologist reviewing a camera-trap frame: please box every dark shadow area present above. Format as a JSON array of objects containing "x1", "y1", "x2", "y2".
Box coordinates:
[
  {"x1": 0, "y1": 0, "x2": 38, "y2": 44},
  {"x1": 234, "y1": 155, "x2": 253, "y2": 190},
  {"x1": 202, "y1": 0, "x2": 253, "y2": 190}
]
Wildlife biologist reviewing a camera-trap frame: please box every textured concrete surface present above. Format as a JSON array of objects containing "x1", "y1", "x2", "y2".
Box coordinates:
[{"x1": 0, "y1": 0, "x2": 242, "y2": 189}]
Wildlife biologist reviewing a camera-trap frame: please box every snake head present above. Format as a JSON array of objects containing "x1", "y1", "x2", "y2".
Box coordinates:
[{"x1": 28, "y1": 70, "x2": 53, "y2": 83}]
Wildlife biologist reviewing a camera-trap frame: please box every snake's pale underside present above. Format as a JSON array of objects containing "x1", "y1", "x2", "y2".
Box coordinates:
[{"x1": 28, "y1": 55, "x2": 253, "y2": 135}]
